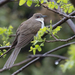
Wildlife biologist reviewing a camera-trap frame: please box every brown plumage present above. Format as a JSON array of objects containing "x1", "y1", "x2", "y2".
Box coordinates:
[{"x1": 3, "y1": 13, "x2": 46, "y2": 69}]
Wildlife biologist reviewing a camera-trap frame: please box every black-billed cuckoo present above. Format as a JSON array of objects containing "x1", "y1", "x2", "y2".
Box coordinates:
[{"x1": 3, "y1": 13, "x2": 46, "y2": 69}]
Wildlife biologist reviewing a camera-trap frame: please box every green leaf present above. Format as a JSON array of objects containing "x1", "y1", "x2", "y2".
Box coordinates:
[
  {"x1": 29, "y1": 46, "x2": 37, "y2": 55},
  {"x1": 3, "y1": 54, "x2": 6, "y2": 58},
  {"x1": 40, "y1": 0, "x2": 44, "y2": 4},
  {"x1": 54, "y1": 34, "x2": 59, "y2": 39},
  {"x1": 63, "y1": 0, "x2": 68, "y2": 3},
  {"x1": 19, "y1": 0, "x2": 26, "y2": 6},
  {"x1": 60, "y1": 44, "x2": 75, "y2": 72},
  {"x1": 3, "y1": 49, "x2": 6, "y2": 52},
  {"x1": 68, "y1": 7, "x2": 73, "y2": 13},
  {"x1": 53, "y1": 26, "x2": 62, "y2": 34},
  {"x1": 57, "y1": 0, "x2": 61, "y2": 3},
  {"x1": 35, "y1": 44, "x2": 42, "y2": 52},
  {"x1": 40, "y1": 43, "x2": 44, "y2": 46},
  {"x1": 29, "y1": 46, "x2": 33, "y2": 52},
  {"x1": 27, "y1": 0, "x2": 32, "y2": 7},
  {"x1": 33, "y1": 48, "x2": 36, "y2": 55},
  {"x1": 55, "y1": 4, "x2": 58, "y2": 9},
  {"x1": 38, "y1": 47, "x2": 42, "y2": 52},
  {"x1": 60, "y1": 60, "x2": 75, "y2": 72},
  {"x1": 35, "y1": 44, "x2": 39, "y2": 48},
  {"x1": 68, "y1": 44, "x2": 75, "y2": 56},
  {"x1": 49, "y1": 20, "x2": 52, "y2": 33}
]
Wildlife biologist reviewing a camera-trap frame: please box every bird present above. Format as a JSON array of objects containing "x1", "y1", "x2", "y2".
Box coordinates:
[{"x1": 3, "y1": 13, "x2": 46, "y2": 69}]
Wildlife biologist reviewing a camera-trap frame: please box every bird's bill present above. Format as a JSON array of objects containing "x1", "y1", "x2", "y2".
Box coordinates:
[{"x1": 42, "y1": 15, "x2": 47, "y2": 18}]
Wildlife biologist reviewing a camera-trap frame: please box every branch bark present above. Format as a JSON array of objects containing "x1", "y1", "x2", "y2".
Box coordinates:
[
  {"x1": 0, "y1": 46, "x2": 11, "y2": 50},
  {"x1": 41, "y1": 3, "x2": 75, "y2": 19},
  {"x1": 28, "y1": 54, "x2": 68, "y2": 60},
  {"x1": 52, "y1": 11, "x2": 75, "y2": 29},
  {"x1": 45, "y1": 35, "x2": 75, "y2": 43},
  {"x1": 0, "y1": 0, "x2": 10, "y2": 6}
]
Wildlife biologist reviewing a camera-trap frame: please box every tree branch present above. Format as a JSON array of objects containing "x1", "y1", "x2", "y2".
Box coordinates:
[
  {"x1": 9, "y1": 34, "x2": 16, "y2": 37},
  {"x1": 12, "y1": 42, "x2": 75, "y2": 75},
  {"x1": 47, "y1": 0, "x2": 75, "y2": 34},
  {"x1": 52, "y1": 11, "x2": 75, "y2": 29},
  {"x1": 0, "y1": 46, "x2": 11, "y2": 50},
  {"x1": 40, "y1": 3, "x2": 75, "y2": 19},
  {"x1": 0, "y1": 46, "x2": 14, "y2": 58},
  {"x1": 0, "y1": 0, "x2": 10, "y2": 6},
  {"x1": 0, "y1": 57, "x2": 34, "y2": 72},
  {"x1": 45, "y1": 35, "x2": 75, "y2": 43},
  {"x1": 28, "y1": 54, "x2": 68, "y2": 60}
]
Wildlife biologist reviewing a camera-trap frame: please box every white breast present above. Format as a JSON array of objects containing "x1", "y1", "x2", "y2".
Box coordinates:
[
  {"x1": 35, "y1": 18, "x2": 44, "y2": 36},
  {"x1": 35, "y1": 18, "x2": 44, "y2": 29}
]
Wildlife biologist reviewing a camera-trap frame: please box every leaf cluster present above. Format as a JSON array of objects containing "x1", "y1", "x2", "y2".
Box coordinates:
[
  {"x1": 60, "y1": 44, "x2": 75, "y2": 72},
  {"x1": 47, "y1": 0, "x2": 75, "y2": 13},
  {"x1": 57, "y1": 0, "x2": 75, "y2": 13},
  {"x1": 19, "y1": 0, "x2": 39, "y2": 7},
  {"x1": 0, "y1": 25, "x2": 13, "y2": 58},
  {"x1": 19, "y1": 0, "x2": 75, "y2": 13}
]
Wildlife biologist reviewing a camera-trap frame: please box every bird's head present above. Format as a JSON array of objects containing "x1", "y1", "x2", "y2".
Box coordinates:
[{"x1": 33, "y1": 13, "x2": 47, "y2": 22}]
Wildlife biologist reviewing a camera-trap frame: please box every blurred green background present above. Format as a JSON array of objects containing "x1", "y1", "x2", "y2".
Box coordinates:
[{"x1": 0, "y1": 1, "x2": 75, "y2": 75}]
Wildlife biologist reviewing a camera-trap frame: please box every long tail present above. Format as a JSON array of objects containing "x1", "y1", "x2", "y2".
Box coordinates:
[{"x1": 3, "y1": 47, "x2": 21, "y2": 69}]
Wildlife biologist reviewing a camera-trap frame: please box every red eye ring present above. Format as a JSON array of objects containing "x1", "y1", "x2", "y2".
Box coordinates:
[{"x1": 37, "y1": 16, "x2": 40, "y2": 18}]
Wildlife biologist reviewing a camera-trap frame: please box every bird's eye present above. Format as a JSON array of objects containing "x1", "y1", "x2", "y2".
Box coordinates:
[{"x1": 37, "y1": 16, "x2": 40, "y2": 18}]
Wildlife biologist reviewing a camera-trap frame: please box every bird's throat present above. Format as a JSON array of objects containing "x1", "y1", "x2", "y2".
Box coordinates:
[
  {"x1": 35, "y1": 18, "x2": 44, "y2": 29},
  {"x1": 35, "y1": 18, "x2": 44, "y2": 36}
]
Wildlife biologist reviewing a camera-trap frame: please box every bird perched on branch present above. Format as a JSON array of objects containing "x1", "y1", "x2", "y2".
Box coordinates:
[{"x1": 3, "y1": 13, "x2": 46, "y2": 69}]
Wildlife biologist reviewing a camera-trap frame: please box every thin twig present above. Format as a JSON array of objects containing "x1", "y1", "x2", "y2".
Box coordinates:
[
  {"x1": 0, "y1": 46, "x2": 11, "y2": 50},
  {"x1": 0, "y1": 46, "x2": 14, "y2": 58},
  {"x1": 0, "y1": 0, "x2": 10, "y2": 6},
  {"x1": 11, "y1": 57, "x2": 40, "y2": 75},
  {"x1": 0, "y1": 0, "x2": 18, "y2": 6},
  {"x1": 28, "y1": 54, "x2": 68, "y2": 60},
  {"x1": 40, "y1": 3, "x2": 75, "y2": 19},
  {"x1": 52, "y1": 11, "x2": 75, "y2": 29},
  {"x1": 55, "y1": 58, "x2": 62, "y2": 65},
  {"x1": 13, "y1": 58, "x2": 34, "y2": 67},
  {"x1": 51, "y1": 34, "x2": 58, "y2": 40},
  {"x1": 9, "y1": 34, "x2": 16, "y2": 37},
  {"x1": 0, "y1": 57, "x2": 34, "y2": 72},
  {"x1": 45, "y1": 35, "x2": 75, "y2": 43}
]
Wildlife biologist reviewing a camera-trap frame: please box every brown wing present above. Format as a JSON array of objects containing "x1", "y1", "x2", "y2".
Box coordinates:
[
  {"x1": 15, "y1": 34, "x2": 34, "y2": 48},
  {"x1": 13, "y1": 18, "x2": 41, "y2": 48},
  {"x1": 19, "y1": 18, "x2": 41, "y2": 35}
]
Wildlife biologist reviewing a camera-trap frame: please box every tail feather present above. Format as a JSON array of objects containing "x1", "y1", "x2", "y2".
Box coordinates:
[{"x1": 3, "y1": 47, "x2": 21, "y2": 69}]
